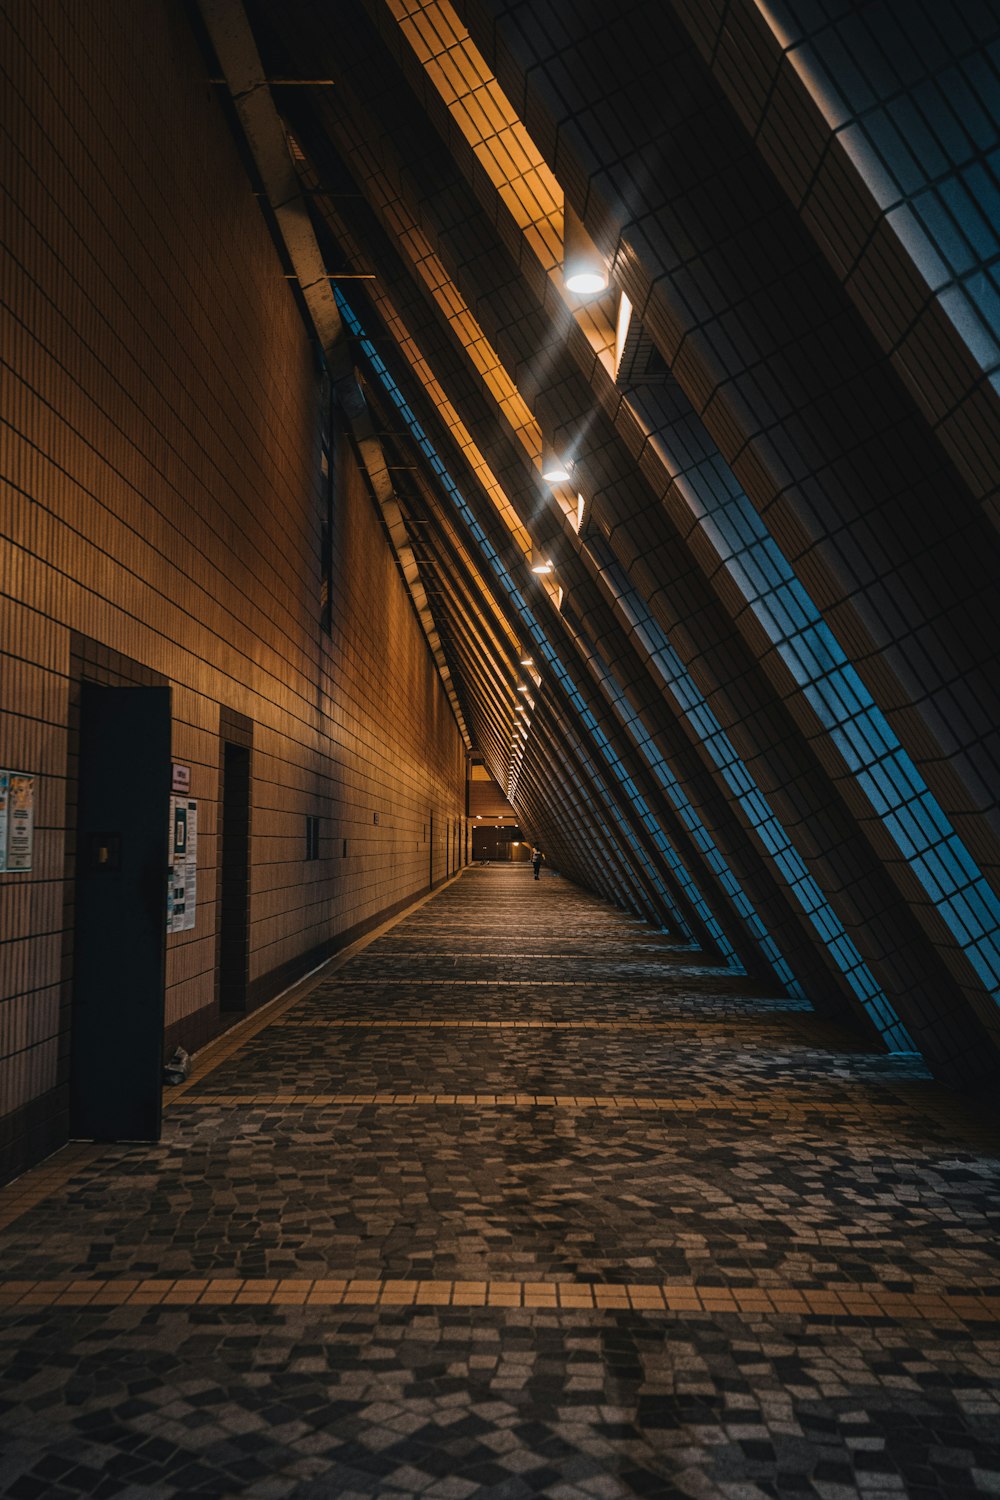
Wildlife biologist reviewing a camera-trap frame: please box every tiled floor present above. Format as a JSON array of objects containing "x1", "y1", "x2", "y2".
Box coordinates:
[{"x1": 2, "y1": 867, "x2": 999, "y2": 1499}]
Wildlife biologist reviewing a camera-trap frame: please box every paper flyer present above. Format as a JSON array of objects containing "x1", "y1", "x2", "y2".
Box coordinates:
[
  {"x1": 1, "y1": 770, "x2": 34, "y2": 873},
  {"x1": 167, "y1": 796, "x2": 197, "y2": 932}
]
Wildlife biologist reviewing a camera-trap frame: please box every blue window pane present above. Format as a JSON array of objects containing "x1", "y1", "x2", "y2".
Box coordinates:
[
  {"x1": 950, "y1": 168, "x2": 1000, "y2": 257},
  {"x1": 939, "y1": 285, "x2": 1000, "y2": 368},
  {"x1": 912, "y1": 190, "x2": 978, "y2": 275},
  {"x1": 868, "y1": 111, "x2": 932, "y2": 194},
  {"x1": 626, "y1": 378, "x2": 1000, "y2": 1025}
]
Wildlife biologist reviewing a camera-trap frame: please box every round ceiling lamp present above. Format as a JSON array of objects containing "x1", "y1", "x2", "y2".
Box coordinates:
[
  {"x1": 563, "y1": 205, "x2": 608, "y2": 296},
  {"x1": 541, "y1": 453, "x2": 571, "y2": 483}
]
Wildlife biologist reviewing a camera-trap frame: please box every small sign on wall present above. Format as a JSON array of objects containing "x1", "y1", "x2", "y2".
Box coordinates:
[
  {"x1": 0, "y1": 770, "x2": 35, "y2": 873},
  {"x1": 166, "y1": 795, "x2": 198, "y2": 932}
]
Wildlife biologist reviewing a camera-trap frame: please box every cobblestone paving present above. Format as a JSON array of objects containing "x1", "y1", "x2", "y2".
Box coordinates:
[{"x1": 1, "y1": 866, "x2": 999, "y2": 1498}]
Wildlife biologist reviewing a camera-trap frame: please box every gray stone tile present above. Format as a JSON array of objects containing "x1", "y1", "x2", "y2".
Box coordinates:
[{"x1": 1, "y1": 868, "x2": 998, "y2": 1498}]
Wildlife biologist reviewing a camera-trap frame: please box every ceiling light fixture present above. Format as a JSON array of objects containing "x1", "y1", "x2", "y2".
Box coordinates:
[
  {"x1": 541, "y1": 453, "x2": 571, "y2": 483},
  {"x1": 563, "y1": 205, "x2": 608, "y2": 296},
  {"x1": 565, "y1": 269, "x2": 606, "y2": 295}
]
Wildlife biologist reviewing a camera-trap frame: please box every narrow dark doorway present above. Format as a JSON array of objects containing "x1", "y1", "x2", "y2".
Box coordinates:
[
  {"x1": 219, "y1": 741, "x2": 251, "y2": 1012},
  {"x1": 70, "y1": 684, "x2": 171, "y2": 1141}
]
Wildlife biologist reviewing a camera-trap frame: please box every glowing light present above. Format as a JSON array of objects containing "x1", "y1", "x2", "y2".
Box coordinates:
[
  {"x1": 542, "y1": 456, "x2": 571, "y2": 483},
  {"x1": 564, "y1": 205, "x2": 608, "y2": 296},
  {"x1": 564, "y1": 268, "x2": 607, "y2": 294}
]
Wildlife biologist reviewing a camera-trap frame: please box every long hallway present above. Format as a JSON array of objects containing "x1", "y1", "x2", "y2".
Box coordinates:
[{"x1": 1, "y1": 865, "x2": 999, "y2": 1499}]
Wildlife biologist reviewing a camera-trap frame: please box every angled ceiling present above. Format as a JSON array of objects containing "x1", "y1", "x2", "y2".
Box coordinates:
[{"x1": 194, "y1": 0, "x2": 1000, "y2": 1089}]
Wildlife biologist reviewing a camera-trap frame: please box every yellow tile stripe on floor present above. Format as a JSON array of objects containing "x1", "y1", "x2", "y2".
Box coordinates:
[
  {"x1": 332, "y1": 978, "x2": 712, "y2": 986},
  {"x1": 164, "y1": 1090, "x2": 968, "y2": 1118},
  {"x1": 360, "y1": 952, "x2": 706, "y2": 959},
  {"x1": 271, "y1": 1018, "x2": 843, "y2": 1033},
  {"x1": 1, "y1": 1276, "x2": 997, "y2": 1321}
]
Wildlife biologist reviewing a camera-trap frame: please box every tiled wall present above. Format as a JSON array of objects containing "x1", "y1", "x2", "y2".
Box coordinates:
[
  {"x1": 674, "y1": 0, "x2": 1000, "y2": 517},
  {"x1": 0, "y1": 0, "x2": 466, "y2": 1182},
  {"x1": 3, "y1": 0, "x2": 998, "y2": 1143}
]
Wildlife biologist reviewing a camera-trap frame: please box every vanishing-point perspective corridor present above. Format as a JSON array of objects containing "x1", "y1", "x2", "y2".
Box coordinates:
[
  {"x1": 1, "y1": 864, "x2": 998, "y2": 1499},
  {"x1": 4, "y1": 0, "x2": 1000, "y2": 1494}
]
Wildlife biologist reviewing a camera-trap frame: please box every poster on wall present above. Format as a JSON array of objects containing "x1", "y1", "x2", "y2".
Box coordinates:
[
  {"x1": 166, "y1": 796, "x2": 198, "y2": 932},
  {"x1": 0, "y1": 770, "x2": 35, "y2": 873}
]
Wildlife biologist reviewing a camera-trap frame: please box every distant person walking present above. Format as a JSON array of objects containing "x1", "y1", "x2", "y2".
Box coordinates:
[{"x1": 531, "y1": 846, "x2": 544, "y2": 880}]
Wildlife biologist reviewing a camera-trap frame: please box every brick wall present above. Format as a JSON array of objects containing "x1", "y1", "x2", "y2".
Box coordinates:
[{"x1": 0, "y1": 0, "x2": 466, "y2": 1183}]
